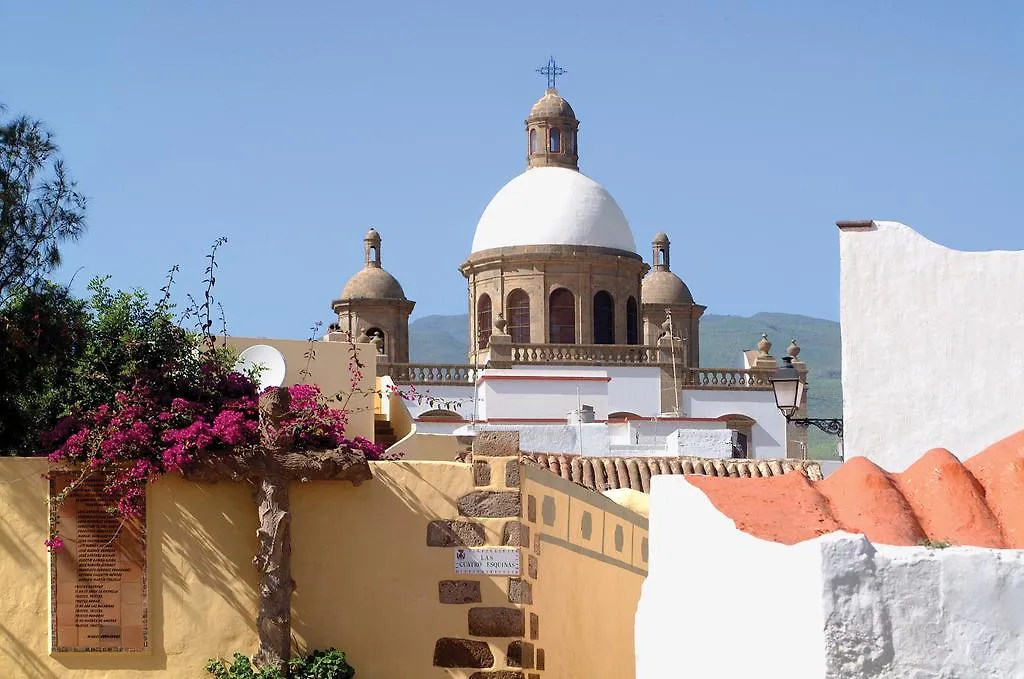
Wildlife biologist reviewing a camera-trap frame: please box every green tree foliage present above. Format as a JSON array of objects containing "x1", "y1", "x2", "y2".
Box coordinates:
[
  {"x1": 0, "y1": 104, "x2": 87, "y2": 305},
  {"x1": 0, "y1": 275, "x2": 230, "y2": 456},
  {"x1": 0, "y1": 283, "x2": 89, "y2": 455}
]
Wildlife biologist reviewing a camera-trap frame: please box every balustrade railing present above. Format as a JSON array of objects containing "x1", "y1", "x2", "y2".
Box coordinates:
[
  {"x1": 508, "y1": 343, "x2": 663, "y2": 365},
  {"x1": 378, "y1": 363, "x2": 476, "y2": 385},
  {"x1": 377, "y1": 356, "x2": 774, "y2": 391},
  {"x1": 682, "y1": 368, "x2": 774, "y2": 390}
]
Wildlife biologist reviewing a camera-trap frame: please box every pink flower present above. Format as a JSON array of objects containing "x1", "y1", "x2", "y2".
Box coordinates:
[{"x1": 45, "y1": 535, "x2": 65, "y2": 551}]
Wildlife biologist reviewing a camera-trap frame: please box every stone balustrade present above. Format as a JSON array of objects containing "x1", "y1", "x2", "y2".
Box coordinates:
[
  {"x1": 380, "y1": 363, "x2": 477, "y2": 385},
  {"x1": 507, "y1": 343, "x2": 662, "y2": 365},
  {"x1": 378, "y1": 356, "x2": 775, "y2": 391},
  {"x1": 681, "y1": 368, "x2": 774, "y2": 391}
]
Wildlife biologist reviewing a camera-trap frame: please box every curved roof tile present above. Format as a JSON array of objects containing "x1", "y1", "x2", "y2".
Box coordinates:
[
  {"x1": 686, "y1": 430, "x2": 1024, "y2": 548},
  {"x1": 521, "y1": 453, "x2": 822, "y2": 494}
]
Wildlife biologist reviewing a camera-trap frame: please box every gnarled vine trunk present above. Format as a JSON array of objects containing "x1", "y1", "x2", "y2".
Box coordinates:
[
  {"x1": 185, "y1": 387, "x2": 373, "y2": 674},
  {"x1": 252, "y1": 473, "x2": 292, "y2": 673}
]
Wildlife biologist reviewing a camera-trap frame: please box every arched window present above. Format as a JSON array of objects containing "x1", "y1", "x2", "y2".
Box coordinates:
[
  {"x1": 529, "y1": 128, "x2": 538, "y2": 154},
  {"x1": 477, "y1": 294, "x2": 492, "y2": 349},
  {"x1": 549, "y1": 127, "x2": 561, "y2": 153},
  {"x1": 507, "y1": 289, "x2": 531, "y2": 343},
  {"x1": 548, "y1": 288, "x2": 575, "y2": 344},
  {"x1": 593, "y1": 291, "x2": 615, "y2": 344},
  {"x1": 566, "y1": 130, "x2": 575, "y2": 154},
  {"x1": 366, "y1": 327, "x2": 386, "y2": 355},
  {"x1": 626, "y1": 296, "x2": 639, "y2": 345}
]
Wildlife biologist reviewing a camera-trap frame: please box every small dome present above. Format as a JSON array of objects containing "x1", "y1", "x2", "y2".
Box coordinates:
[
  {"x1": 530, "y1": 88, "x2": 575, "y2": 119},
  {"x1": 652, "y1": 232, "x2": 670, "y2": 244},
  {"x1": 471, "y1": 167, "x2": 636, "y2": 253},
  {"x1": 642, "y1": 270, "x2": 694, "y2": 306},
  {"x1": 340, "y1": 267, "x2": 406, "y2": 300}
]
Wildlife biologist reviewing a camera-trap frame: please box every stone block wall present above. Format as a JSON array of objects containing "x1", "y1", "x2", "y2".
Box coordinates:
[
  {"x1": 429, "y1": 431, "x2": 649, "y2": 679},
  {"x1": 430, "y1": 431, "x2": 533, "y2": 679}
]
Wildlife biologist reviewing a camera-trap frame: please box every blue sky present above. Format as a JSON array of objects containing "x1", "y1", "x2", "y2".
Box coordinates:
[{"x1": 2, "y1": 2, "x2": 1021, "y2": 337}]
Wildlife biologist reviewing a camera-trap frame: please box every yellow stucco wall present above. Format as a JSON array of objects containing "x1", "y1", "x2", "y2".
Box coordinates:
[
  {"x1": 0, "y1": 442, "x2": 648, "y2": 678},
  {"x1": 0, "y1": 456, "x2": 510, "y2": 678},
  {"x1": 389, "y1": 432, "x2": 469, "y2": 461},
  {"x1": 520, "y1": 463, "x2": 648, "y2": 679},
  {"x1": 0, "y1": 458, "x2": 259, "y2": 678}
]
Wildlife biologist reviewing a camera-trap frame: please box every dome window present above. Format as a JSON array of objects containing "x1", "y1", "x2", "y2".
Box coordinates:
[
  {"x1": 530, "y1": 128, "x2": 538, "y2": 154},
  {"x1": 549, "y1": 127, "x2": 561, "y2": 153},
  {"x1": 593, "y1": 291, "x2": 615, "y2": 344},
  {"x1": 507, "y1": 289, "x2": 531, "y2": 343},
  {"x1": 549, "y1": 288, "x2": 575, "y2": 344},
  {"x1": 477, "y1": 294, "x2": 492, "y2": 349}
]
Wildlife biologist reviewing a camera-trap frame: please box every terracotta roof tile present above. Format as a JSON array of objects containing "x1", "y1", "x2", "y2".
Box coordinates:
[
  {"x1": 686, "y1": 430, "x2": 1024, "y2": 548},
  {"x1": 521, "y1": 453, "x2": 822, "y2": 493}
]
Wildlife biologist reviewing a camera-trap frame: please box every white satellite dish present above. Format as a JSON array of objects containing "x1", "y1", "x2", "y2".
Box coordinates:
[{"x1": 235, "y1": 344, "x2": 287, "y2": 390}]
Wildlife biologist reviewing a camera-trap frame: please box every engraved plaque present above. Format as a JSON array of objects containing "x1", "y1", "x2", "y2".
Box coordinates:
[{"x1": 50, "y1": 473, "x2": 148, "y2": 652}]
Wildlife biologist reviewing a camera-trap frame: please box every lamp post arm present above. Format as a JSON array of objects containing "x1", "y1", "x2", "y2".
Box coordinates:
[{"x1": 788, "y1": 418, "x2": 844, "y2": 437}]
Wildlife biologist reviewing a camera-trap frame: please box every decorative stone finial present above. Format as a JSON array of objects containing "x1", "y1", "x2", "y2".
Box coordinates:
[
  {"x1": 787, "y1": 339, "x2": 801, "y2": 360},
  {"x1": 757, "y1": 333, "x2": 772, "y2": 357},
  {"x1": 493, "y1": 312, "x2": 508, "y2": 335},
  {"x1": 355, "y1": 327, "x2": 370, "y2": 344}
]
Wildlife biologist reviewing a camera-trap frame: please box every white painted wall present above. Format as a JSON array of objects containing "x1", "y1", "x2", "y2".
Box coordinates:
[
  {"x1": 637, "y1": 475, "x2": 1024, "y2": 679},
  {"x1": 841, "y1": 220, "x2": 1024, "y2": 471},
  {"x1": 636, "y1": 476, "x2": 826, "y2": 679},
  {"x1": 608, "y1": 419, "x2": 725, "y2": 447},
  {"x1": 396, "y1": 384, "x2": 476, "y2": 420},
  {"x1": 665, "y1": 429, "x2": 736, "y2": 458},
  {"x1": 509, "y1": 364, "x2": 662, "y2": 416},
  {"x1": 682, "y1": 389, "x2": 787, "y2": 458},
  {"x1": 477, "y1": 369, "x2": 610, "y2": 421},
  {"x1": 473, "y1": 422, "x2": 610, "y2": 456}
]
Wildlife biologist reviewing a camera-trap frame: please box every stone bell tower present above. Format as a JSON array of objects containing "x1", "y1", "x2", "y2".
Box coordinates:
[
  {"x1": 641, "y1": 232, "x2": 705, "y2": 367},
  {"x1": 332, "y1": 228, "x2": 415, "y2": 363},
  {"x1": 526, "y1": 58, "x2": 579, "y2": 171}
]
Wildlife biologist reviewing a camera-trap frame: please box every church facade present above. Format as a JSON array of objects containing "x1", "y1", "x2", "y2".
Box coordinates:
[{"x1": 328, "y1": 83, "x2": 809, "y2": 460}]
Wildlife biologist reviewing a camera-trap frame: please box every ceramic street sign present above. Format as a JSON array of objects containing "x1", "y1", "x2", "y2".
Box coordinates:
[{"x1": 454, "y1": 547, "x2": 521, "y2": 576}]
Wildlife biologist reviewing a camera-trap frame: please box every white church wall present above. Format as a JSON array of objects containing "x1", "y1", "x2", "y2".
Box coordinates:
[
  {"x1": 477, "y1": 369, "x2": 610, "y2": 421},
  {"x1": 840, "y1": 220, "x2": 1024, "y2": 471},
  {"x1": 682, "y1": 389, "x2": 786, "y2": 458},
  {"x1": 637, "y1": 476, "x2": 1024, "y2": 679},
  {"x1": 509, "y1": 364, "x2": 662, "y2": 416}
]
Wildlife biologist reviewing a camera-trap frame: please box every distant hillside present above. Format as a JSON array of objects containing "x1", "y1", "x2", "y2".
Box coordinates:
[{"x1": 409, "y1": 312, "x2": 843, "y2": 459}]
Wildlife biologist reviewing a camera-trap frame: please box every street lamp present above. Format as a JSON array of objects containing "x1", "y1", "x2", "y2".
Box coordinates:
[{"x1": 770, "y1": 355, "x2": 844, "y2": 437}]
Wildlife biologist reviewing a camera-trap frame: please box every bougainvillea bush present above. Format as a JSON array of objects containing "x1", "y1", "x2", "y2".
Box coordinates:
[{"x1": 38, "y1": 260, "x2": 393, "y2": 550}]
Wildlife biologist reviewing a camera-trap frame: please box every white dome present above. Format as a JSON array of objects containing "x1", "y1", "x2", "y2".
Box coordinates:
[{"x1": 471, "y1": 167, "x2": 636, "y2": 254}]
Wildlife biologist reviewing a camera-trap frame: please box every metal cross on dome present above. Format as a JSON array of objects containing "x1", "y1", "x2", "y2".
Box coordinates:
[{"x1": 536, "y1": 56, "x2": 566, "y2": 89}]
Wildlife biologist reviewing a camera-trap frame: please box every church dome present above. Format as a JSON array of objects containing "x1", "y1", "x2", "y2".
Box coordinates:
[
  {"x1": 471, "y1": 167, "x2": 636, "y2": 253},
  {"x1": 530, "y1": 88, "x2": 575, "y2": 119},
  {"x1": 340, "y1": 267, "x2": 407, "y2": 300},
  {"x1": 642, "y1": 270, "x2": 694, "y2": 305}
]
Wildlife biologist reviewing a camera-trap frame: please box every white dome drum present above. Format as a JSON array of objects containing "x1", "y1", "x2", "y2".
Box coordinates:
[{"x1": 470, "y1": 167, "x2": 637, "y2": 254}]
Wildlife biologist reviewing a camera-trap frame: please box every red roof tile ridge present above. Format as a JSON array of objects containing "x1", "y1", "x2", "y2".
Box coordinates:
[{"x1": 685, "y1": 431, "x2": 1024, "y2": 548}]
